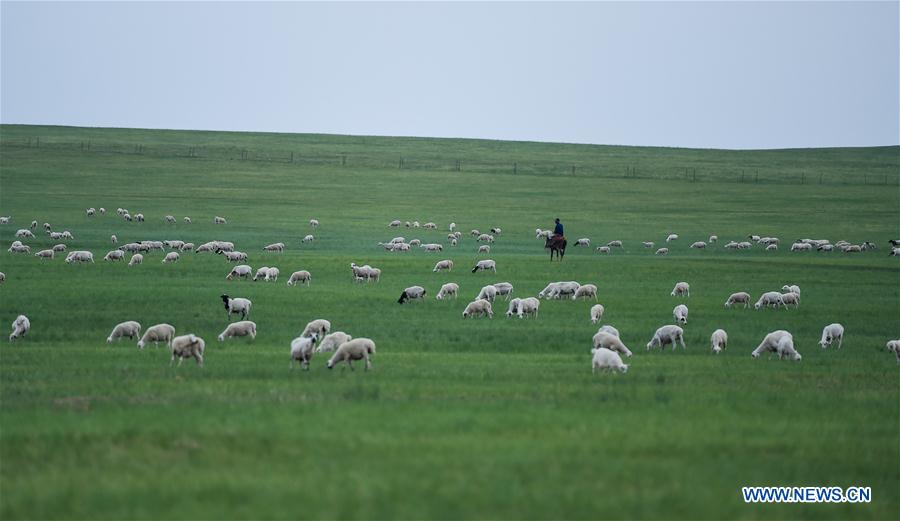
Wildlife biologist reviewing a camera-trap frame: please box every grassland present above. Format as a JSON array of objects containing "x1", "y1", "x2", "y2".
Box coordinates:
[{"x1": 1, "y1": 125, "x2": 898, "y2": 520}]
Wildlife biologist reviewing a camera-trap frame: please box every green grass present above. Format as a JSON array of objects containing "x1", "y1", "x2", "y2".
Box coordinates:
[{"x1": 0, "y1": 125, "x2": 898, "y2": 520}]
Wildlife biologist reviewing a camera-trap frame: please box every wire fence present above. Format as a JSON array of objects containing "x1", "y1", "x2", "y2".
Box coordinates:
[{"x1": 2, "y1": 136, "x2": 898, "y2": 187}]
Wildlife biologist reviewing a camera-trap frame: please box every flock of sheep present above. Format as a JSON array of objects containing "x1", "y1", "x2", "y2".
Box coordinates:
[{"x1": 2, "y1": 211, "x2": 899, "y2": 373}]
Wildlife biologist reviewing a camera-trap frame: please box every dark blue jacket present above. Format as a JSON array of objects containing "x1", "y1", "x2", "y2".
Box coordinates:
[{"x1": 554, "y1": 222, "x2": 564, "y2": 236}]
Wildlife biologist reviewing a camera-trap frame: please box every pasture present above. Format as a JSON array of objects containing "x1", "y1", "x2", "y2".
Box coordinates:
[{"x1": 0, "y1": 125, "x2": 898, "y2": 520}]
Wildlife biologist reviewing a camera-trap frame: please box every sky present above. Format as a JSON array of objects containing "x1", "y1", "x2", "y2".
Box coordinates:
[{"x1": 1, "y1": 1, "x2": 897, "y2": 149}]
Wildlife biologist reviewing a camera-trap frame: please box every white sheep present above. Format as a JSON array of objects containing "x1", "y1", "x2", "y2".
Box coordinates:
[
  {"x1": 754, "y1": 291, "x2": 784, "y2": 310},
  {"x1": 137, "y1": 323, "x2": 176, "y2": 349},
  {"x1": 462, "y1": 299, "x2": 494, "y2": 318},
  {"x1": 781, "y1": 284, "x2": 801, "y2": 296},
  {"x1": 791, "y1": 242, "x2": 813, "y2": 252},
  {"x1": 573, "y1": 284, "x2": 598, "y2": 300},
  {"x1": 222, "y1": 251, "x2": 247, "y2": 262},
  {"x1": 590, "y1": 304, "x2": 605, "y2": 324},
  {"x1": 133, "y1": 213, "x2": 145, "y2": 222},
  {"x1": 780, "y1": 292, "x2": 800, "y2": 308},
  {"x1": 671, "y1": 282, "x2": 690, "y2": 297},
  {"x1": 301, "y1": 234, "x2": 315, "y2": 243},
  {"x1": 478, "y1": 245, "x2": 491, "y2": 253},
  {"x1": 574, "y1": 238, "x2": 591, "y2": 247},
  {"x1": 264, "y1": 242, "x2": 285, "y2": 252},
  {"x1": 423, "y1": 222, "x2": 437, "y2": 229},
  {"x1": 647, "y1": 325, "x2": 686, "y2": 351},
  {"x1": 724, "y1": 292, "x2": 751, "y2": 308},
  {"x1": 690, "y1": 241, "x2": 707, "y2": 249},
  {"x1": 818, "y1": 323, "x2": 844, "y2": 349},
  {"x1": 170, "y1": 334, "x2": 206, "y2": 366},
  {"x1": 107, "y1": 321, "x2": 141, "y2": 343},
  {"x1": 29, "y1": 220, "x2": 37, "y2": 229},
  {"x1": 606, "y1": 240, "x2": 623, "y2": 248},
  {"x1": 421, "y1": 243, "x2": 443, "y2": 252},
  {"x1": 492, "y1": 282, "x2": 513, "y2": 300},
  {"x1": 65, "y1": 251, "x2": 94, "y2": 263},
  {"x1": 0, "y1": 272, "x2": 5, "y2": 283},
  {"x1": 8, "y1": 244, "x2": 30, "y2": 254},
  {"x1": 591, "y1": 347, "x2": 628, "y2": 374},
  {"x1": 309, "y1": 219, "x2": 319, "y2": 227},
  {"x1": 162, "y1": 252, "x2": 180, "y2": 263},
  {"x1": 751, "y1": 330, "x2": 801, "y2": 361},
  {"x1": 597, "y1": 325, "x2": 619, "y2": 337},
  {"x1": 9, "y1": 315, "x2": 30, "y2": 341},
  {"x1": 287, "y1": 270, "x2": 311, "y2": 286},
  {"x1": 128, "y1": 254, "x2": 143, "y2": 266},
  {"x1": 538, "y1": 281, "x2": 580, "y2": 299},
  {"x1": 655, "y1": 247, "x2": 669, "y2": 255},
  {"x1": 326, "y1": 338, "x2": 376, "y2": 370},
  {"x1": 214, "y1": 216, "x2": 227, "y2": 224},
  {"x1": 886, "y1": 340, "x2": 900, "y2": 364},
  {"x1": 433, "y1": 259, "x2": 454, "y2": 272},
  {"x1": 180, "y1": 242, "x2": 194, "y2": 252},
  {"x1": 505, "y1": 298, "x2": 522, "y2": 317},
  {"x1": 221, "y1": 294, "x2": 252, "y2": 320},
  {"x1": 477, "y1": 234, "x2": 495, "y2": 243},
  {"x1": 109, "y1": 234, "x2": 118, "y2": 244},
  {"x1": 673, "y1": 304, "x2": 688, "y2": 325},
  {"x1": 397, "y1": 286, "x2": 426, "y2": 304},
  {"x1": 765, "y1": 244, "x2": 778, "y2": 251},
  {"x1": 183, "y1": 217, "x2": 192, "y2": 224},
  {"x1": 592, "y1": 332, "x2": 633, "y2": 357},
  {"x1": 436, "y1": 282, "x2": 459, "y2": 300},
  {"x1": 15, "y1": 229, "x2": 34, "y2": 238},
  {"x1": 449, "y1": 222, "x2": 456, "y2": 231},
  {"x1": 517, "y1": 297, "x2": 540, "y2": 319},
  {"x1": 264, "y1": 267, "x2": 280, "y2": 282},
  {"x1": 476, "y1": 285, "x2": 498, "y2": 302},
  {"x1": 595, "y1": 246, "x2": 611, "y2": 254},
  {"x1": 710, "y1": 329, "x2": 728, "y2": 354},
  {"x1": 165, "y1": 215, "x2": 176, "y2": 224},
  {"x1": 315, "y1": 332, "x2": 353, "y2": 353},
  {"x1": 99, "y1": 207, "x2": 106, "y2": 214},
  {"x1": 389, "y1": 220, "x2": 402, "y2": 227},
  {"x1": 471, "y1": 259, "x2": 496, "y2": 273},
  {"x1": 666, "y1": 234, "x2": 678, "y2": 242},
  {"x1": 253, "y1": 266, "x2": 271, "y2": 281},
  {"x1": 52, "y1": 244, "x2": 66, "y2": 253},
  {"x1": 0, "y1": 216, "x2": 9, "y2": 224},
  {"x1": 34, "y1": 249, "x2": 54, "y2": 260},
  {"x1": 708, "y1": 235, "x2": 718, "y2": 243},
  {"x1": 218, "y1": 321, "x2": 257, "y2": 341},
  {"x1": 642, "y1": 241, "x2": 655, "y2": 248}
]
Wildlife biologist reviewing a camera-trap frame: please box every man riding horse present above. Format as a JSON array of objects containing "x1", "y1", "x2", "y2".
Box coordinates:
[{"x1": 545, "y1": 218, "x2": 567, "y2": 261}]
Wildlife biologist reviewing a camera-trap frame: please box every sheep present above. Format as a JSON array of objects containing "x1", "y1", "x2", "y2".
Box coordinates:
[
  {"x1": 15, "y1": 229, "x2": 34, "y2": 238},
  {"x1": 34, "y1": 249, "x2": 54, "y2": 260},
  {"x1": 170, "y1": 334, "x2": 206, "y2": 366},
  {"x1": 134, "y1": 213, "x2": 145, "y2": 222},
  {"x1": 573, "y1": 284, "x2": 598, "y2": 300},
  {"x1": 107, "y1": 321, "x2": 141, "y2": 343},
  {"x1": 315, "y1": 332, "x2": 353, "y2": 353},
  {"x1": 48, "y1": 231, "x2": 64, "y2": 240},
  {"x1": 433, "y1": 259, "x2": 454, "y2": 272},
  {"x1": 0, "y1": 272, "x2": 5, "y2": 283},
  {"x1": 108, "y1": 234, "x2": 118, "y2": 245},
  {"x1": 65, "y1": 251, "x2": 94, "y2": 263},
  {"x1": 29, "y1": 220, "x2": 37, "y2": 230},
  {"x1": 301, "y1": 319, "x2": 331, "y2": 339},
  {"x1": 476, "y1": 285, "x2": 498, "y2": 302},
  {"x1": 450, "y1": 238, "x2": 458, "y2": 247},
  {"x1": 180, "y1": 242, "x2": 194, "y2": 252},
  {"x1": 390, "y1": 237, "x2": 406, "y2": 244},
  {"x1": 462, "y1": 299, "x2": 494, "y2": 318},
  {"x1": 0, "y1": 216, "x2": 8, "y2": 224},
  {"x1": 710, "y1": 329, "x2": 728, "y2": 354},
  {"x1": 221, "y1": 294, "x2": 252, "y2": 320},
  {"x1": 781, "y1": 284, "x2": 801, "y2": 296},
  {"x1": 595, "y1": 246, "x2": 611, "y2": 254},
  {"x1": 724, "y1": 292, "x2": 751, "y2": 308},
  {"x1": 123, "y1": 213, "x2": 133, "y2": 222},
  {"x1": 655, "y1": 247, "x2": 669, "y2": 255},
  {"x1": 751, "y1": 330, "x2": 801, "y2": 361},
  {"x1": 724, "y1": 241, "x2": 739, "y2": 249},
  {"x1": 326, "y1": 338, "x2": 376, "y2": 370},
  {"x1": 162, "y1": 252, "x2": 179, "y2": 263},
  {"x1": 309, "y1": 219, "x2": 319, "y2": 227},
  {"x1": 492, "y1": 282, "x2": 513, "y2": 300},
  {"x1": 471, "y1": 259, "x2": 496, "y2": 273},
  {"x1": 749, "y1": 235, "x2": 761, "y2": 242},
  {"x1": 164, "y1": 215, "x2": 176, "y2": 224},
  {"x1": 574, "y1": 238, "x2": 591, "y2": 247},
  {"x1": 817, "y1": 244, "x2": 835, "y2": 252},
  {"x1": 505, "y1": 298, "x2": 522, "y2": 317},
  {"x1": 791, "y1": 242, "x2": 813, "y2": 252},
  {"x1": 350, "y1": 263, "x2": 380, "y2": 283},
  {"x1": 265, "y1": 267, "x2": 280, "y2": 282},
  {"x1": 605, "y1": 240, "x2": 622, "y2": 248},
  {"x1": 780, "y1": 292, "x2": 800, "y2": 308},
  {"x1": 389, "y1": 220, "x2": 402, "y2": 227},
  {"x1": 639, "y1": 241, "x2": 653, "y2": 249},
  {"x1": 890, "y1": 247, "x2": 900, "y2": 256},
  {"x1": 536, "y1": 229, "x2": 551, "y2": 239},
  {"x1": 99, "y1": 208, "x2": 106, "y2": 214},
  {"x1": 397, "y1": 286, "x2": 426, "y2": 304},
  {"x1": 179, "y1": 216, "x2": 190, "y2": 224},
  {"x1": 263, "y1": 242, "x2": 285, "y2": 252},
  {"x1": 477, "y1": 234, "x2": 495, "y2": 243},
  {"x1": 709, "y1": 235, "x2": 718, "y2": 243},
  {"x1": 666, "y1": 234, "x2": 678, "y2": 242},
  {"x1": 765, "y1": 244, "x2": 778, "y2": 251},
  {"x1": 52, "y1": 244, "x2": 66, "y2": 253},
  {"x1": 142, "y1": 241, "x2": 163, "y2": 251},
  {"x1": 478, "y1": 245, "x2": 491, "y2": 254},
  {"x1": 214, "y1": 216, "x2": 227, "y2": 224},
  {"x1": 754, "y1": 291, "x2": 784, "y2": 310},
  {"x1": 409, "y1": 239, "x2": 422, "y2": 246},
  {"x1": 137, "y1": 323, "x2": 176, "y2": 349},
  {"x1": 412, "y1": 221, "x2": 421, "y2": 228},
  {"x1": 817, "y1": 323, "x2": 845, "y2": 349},
  {"x1": 590, "y1": 304, "x2": 605, "y2": 324},
  {"x1": 253, "y1": 266, "x2": 271, "y2": 281},
  {"x1": 222, "y1": 251, "x2": 247, "y2": 262},
  {"x1": 218, "y1": 321, "x2": 257, "y2": 342},
  {"x1": 301, "y1": 234, "x2": 315, "y2": 243},
  {"x1": 436, "y1": 282, "x2": 460, "y2": 300},
  {"x1": 449, "y1": 222, "x2": 456, "y2": 231},
  {"x1": 647, "y1": 325, "x2": 686, "y2": 351},
  {"x1": 591, "y1": 348, "x2": 629, "y2": 374},
  {"x1": 597, "y1": 324, "x2": 619, "y2": 337},
  {"x1": 592, "y1": 332, "x2": 633, "y2": 358},
  {"x1": 8, "y1": 243, "x2": 30, "y2": 254},
  {"x1": 673, "y1": 304, "x2": 689, "y2": 325},
  {"x1": 886, "y1": 340, "x2": 900, "y2": 364},
  {"x1": 671, "y1": 282, "x2": 690, "y2": 297},
  {"x1": 690, "y1": 241, "x2": 707, "y2": 249},
  {"x1": 9, "y1": 315, "x2": 30, "y2": 341},
  {"x1": 538, "y1": 281, "x2": 580, "y2": 299},
  {"x1": 128, "y1": 254, "x2": 143, "y2": 266},
  {"x1": 421, "y1": 243, "x2": 443, "y2": 252},
  {"x1": 287, "y1": 270, "x2": 311, "y2": 286},
  {"x1": 379, "y1": 242, "x2": 397, "y2": 252},
  {"x1": 423, "y1": 222, "x2": 437, "y2": 229}
]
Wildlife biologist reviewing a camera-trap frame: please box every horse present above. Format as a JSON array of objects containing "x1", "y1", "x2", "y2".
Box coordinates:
[{"x1": 545, "y1": 235, "x2": 567, "y2": 261}]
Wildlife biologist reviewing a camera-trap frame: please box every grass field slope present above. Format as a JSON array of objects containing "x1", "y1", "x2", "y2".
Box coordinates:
[{"x1": 1, "y1": 125, "x2": 898, "y2": 520}]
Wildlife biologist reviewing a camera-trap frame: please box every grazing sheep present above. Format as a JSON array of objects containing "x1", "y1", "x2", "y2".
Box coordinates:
[
  {"x1": 538, "y1": 281, "x2": 581, "y2": 299},
  {"x1": 107, "y1": 321, "x2": 141, "y2": 343},
  {"x1": 791, "y1": 242, "x2": 813, "y2": 252},
  {"x1": 724, "y1": 292, "x2": 751, "y2": 308},
  {"x1": 592, "y1": 348, "x2": 629, "y2": 374},
  {"x1": 301, "y1": 319, "x2": 331, "y2": 339},
  {"x1": 574, "y1": 238, "x2": 591, "y2": 247},
  {"x1": 15, "y1": 229, "x2": 34, "y2": 238},
  {"x1": 221, "y1": 294, "x2": 252, "y2": 320},
  {"x1": 99, "y1": 207, "x2": 105, "y2": 214},
  {"x1": 449, "y1": 222, "x2": 456, "y2": 231},
  {"x1": 505, "y1": 298, "x2": 522, "y2": 317},
  {"x1": 765, "y1": 244, "x2": 778, "y2": 251},
  {"x1": 309, "y1": 219, "x2": 319, "y2": 227},
  {"x1": 590, "y1": 304, "x2": 605, "y2": 324},
  {"x1": 170, "y1": 334, "x2": 206, "y2": 366},
  {"x1": 221, "y1": 251, "x2": 247, "y2": 262},
  {"x1": 655, "y1": 247, "x2": 669, "y2": 255},
  {"x1": 421, "y1": 243, "x2": 443, "y2": 252},
  {"x1": 301, "y1": 234, "x2": 315, "y2": 243},
  {"x1": 639, "y1": 241, "x2": 655, "y2": 250},
  {"x1": 264, "y1": 242, "x2": 285, "y2": 252},
  {"x1": 326, "y1": 338, "x2": 376, "y2": 370},
  {"x1": 647, "y1": 325, "x2": 686, "y2": 351},
  {"x1": 818, "y1": 323, "x2": 844, "y2": 349},
  {"x1": 436, "y1": 282, "x2": 460, "y2": 300},
  {"x1": 134, "y1": 213, "x2": 145, "y2": 222},
  {"x1": 749, "y1": 235, "x2": 761, "y2": 242},
  {"x1": 595, "y1": 246, "x2": 611, "y2": 254},
  {"x1": 287, "y1": 270, "x2": 312, "y2": 286},
  {"x1": 890, "y1": 247, "x2": 900, "y2": 256},
  {"x1": 710, "y1": 329, "x2": 728, "y2": 354},
  {"x1": 226, "y1": 265, "x2": 252, "y2": 280},
  {"x1": 8, "y1": 243, "x2": 30, "y2": 254},
  {"x1": 394, "y1": 242, "x2": 411, "y2": 251},
  {"x1": 34, "y1": 249, "x2": 54, "y2": 260},
  {"x1": 48, "y1": 231, "x2": 64, "y2": 240},
  {"x1": 183, "y1": 217, "x2": 192, "y2": 224},
  {"x1": 462, "y1": 299, "x2": 494, "y2": 318},
  {"x1": 573, "y1": 284, "x2": 598, "y2": 300},
  {"x1": 30, "y1": 220, "x2": 37, "y2": 230},
  {"x1": 397, "y1": 286, "x2": 426, "y2": 304},
  {"x1": 315, "y1": 332, "x2": 353, "y2": 353},
  {"x1": 708, "y1": 235, "x2": 718, "y2": 243},
  {"x1": 137, "y1": 323, "x2": 176, "y2": 349},
  {"x1": 450, "y1": 238, "x2": 458, "y2": 246},
  {"x1": 433, "y1": 259, "x2": 454, "y2": 272},
  {"x1": 262, "y1": 267, "x2": 280, "y2": 282},
  {"x1": 536, "y1": 229, "x2": 551, "y2": 239},
  {"x1": 671, "y1": 282, "x2": 690, "y2": 297},
  {"x1": 65, "y1": 251, "x2": 94, "y2": 263},
  {"x1": 597, "y1": 324, "x2": 620, "y2": 337},
  {"x1": 477, "y1": 245, "x2": 491, "y2": 254},
  {"x1": 471, "y1": 259, "x2": 497, "y2": 273},
  {"x1": 781, "y1": 284, "x2": 801, "y2": 296},
  {"x1": 165, "y1": 215, "x2": 176, "y2": 224},
  {"x1": 517, "y1": 297, "x2": 540, "y2": 318},
  {"x1": 52, "y1": 244, "x2": 66, "y2": 253},
  {"x1": 780, "y1": 292, "x2": 800, "y2": 308},
  {"x1": 350, "y1": 263, "x2": 381, "y2": 283},
  {"x1": 751, "y1": 330, "x2": 801, "y2": 361},
  {"x1": 180, "y1": 242, "x2": 194, "y2": 252},
  {"x1": 476, "y1": 285, "x2": 498, "y2": 302},
  {"x1": 9, "y1": 315, "x2": 30, "y2": 341},
  {"x1": 754, "y1": 291, "x2": 784, "y2": 310},
  {"x1": 592, "y1": 332, "x2": 633, "y2": 357},
  {"x1": 477, "y1": 234, "x2": 495, "y2": 243},
  {"x1": 492, "y1": 282, "x2": 514, "y2": 300},
  {"x1": 218, "y1": 321, "x2": 257, "y2": 341},
  {"x1": 0, "y1": 217, "x2": 9, "y2": 224},
  {"x1": 673, "y1": 304, "x2": 688, "y2": 324},
  {"x1": 0, "y1": 272, "x2": 5, "y2": 283},
  {"x1": 666, "y1": 234, "x2": 678, "y2": 242},
  {"x1": 128, "y1": 254, "x2": 143, "y2": 266},
  {"x1": 389, "y1": 237, "x2": 406, "y2": 245},
  {"x1": 886, "y1": 340, "x2": 900, "y2": 364},
  {"x1": 214, "y1": 216, "x2": 227, "y2": 224},
  {"x1": 423, "y1": 222, "x2": 437, "y2": 229},
  {"x1": 162, "y1": 252, "x2": 179, "y2": 263},
  {"x1": 690, "y1": 241, "x2": 707, "y2": 249},
  {"x1": 818, "y1": 244, "x2": 835, "y2": 252},
  {"x1": 389, "y1": 220, "x2": 402, "y2": 227}
]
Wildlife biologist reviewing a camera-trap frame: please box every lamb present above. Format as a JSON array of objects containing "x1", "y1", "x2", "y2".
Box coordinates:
[
  {"x1": 107, "y1": 321, "x2": 141, "y2": 343},
  {"x1": 671, "y1": 282, "x2": 690, "y2": 297},
  {"x1": 433, "y1": 259, "x2": 454, "y2": 272},
  {"x1": 655, "y1": 248, "x2": 669, "y2": 255},
  {"x1": 492, "y1": 282, "x2": 513, "y2": 300},
  {"x1": 128, "y1": 254, "x2": 143, "y2": 266},
  {"x1": 886, "y1": 340, "x2": 900, "y2": 364},
  {"x1": 350, "y1": 263, "x2": 380, "y2": 282},
  {"x1": 15, "y1": 229, "x2": 34, "y2": 238},
  {"x1": 592, "y1": 332, "x2": 633, "y2": 357},
  {"x1": 162, "y1": 252, "x2": 180, "y2": 263},
  {"x1": 436, "y1": 282, "x2": 459, "y2": 300},
  {"x1": 595, "y1": 247, "x2": 611, "y2": 254},
  {"x1": 471, "y1": 259, "x2": 497, "y2": 273},
  {"x1": 218, "y1": 321, "x2": 257, "y2": 341},
  {"x1": 780, "y1": 292, "x2": 800, "y2": 308},
  {"x1": 754, "y1": 291, "x2": 784, "y2": 310},
  {"x1": 287, "y1": 270, "x2": 312, "y2": 286},
  {"x1": 477, "y1": 234, "x2": 495, "y2": 243},
  {"x1": 591, "y1": 348, "x2": 629, "y2": 374},
  {"x1": 647, "y1": 325, "x2": 686, "y2": 351},
  {"x1": 673, "y1": 304, "x2": 688, "y2": 324},
  {"x1": 710, "y1": 329, "x2": 728, "y2": 354},
  {"x1": 597, "y1": 324, "x2": 619, "y2": 337},
  {"x1": 170, "y1": 334, "x2": 206, "y2": 366},
  {"x1": 301, "y1": 319, "x2": 332, "y2": 339},
  {"x1": 52, "y1": 244, "x2": 66, "y2": 252},
  {"x1": 65, "y1": 251, "x2": 94, "y2": 263},
  {"x1": 315, "y1": 332, "x2": 353, "y2": 353},
  {"x1": 462, "y1": 299, "x2": 494, "y2": 318},
  {"x1": 478, "y1": 245, "x2": 491, "y2": 253},
  {"x1": 573, "y1": 284, "x2": 598, "y2": 300},
  {"x1": 590, "y1": 304, "x2": 605, "y2": 324},
  {"x1": 690, "y1": 241, "x2": 707, "y2": 249},
  {"x1": 263, "y1": 242, "x2": 285, "y2": 252},
  {"x1": 397, "y1": 286, "x2": 426, "y2": 304},
  {"x1": 309, "y1": 219, "x2": 319, "y2": 227},
  {"x1": 476, "y1": 285, "x2": 498, "y2": 302},
  {"x1": 34, "y1": 249, "x2": 54, "y2": 260},
  {"x1": 302, "y1": 234, "x2": 315, "y2": 243},
  {"x1": 9, "y1": 315, "x2": 30, "y2": 341},
  {"x1": 709, "y1": 235, "x2": 718, "y2": 243},
  {"x1": 574, "y1": 238, "x2": 591, "y2": 247},
  {"x1": 751, "y1": 330, "x2": 801, "y2": 361},
  {"x1": 137, "y1": 323, "x2": 176, "y2": 349},
  {"x1": 421, "y1": 243, "x2": 443, "y2": 252},
  {"x1": 221, "y1": 294, "x2": 252, "y2": 320},
  {"x1": 517, "y1": 297, "x2": 540, "y2": 318},
  {"x1": 326, "y1": 338, "x2": 376, "y2": 370},
  {"x1": 214, "y1": 216, "x2": 227, "y2": 224},
  {"x1": 818, "y1": 323, "x2": 844, "y2": 349},
  {"x1": 666, "y1": 234, "x2": 678, "y2": 242},
  {"x1": 724, "y1": 292, "x2": 751, "y2": 308},
  {"x1": 781, "y1": 284, "x2": 801, "y2": 296},
  {"x1": 226, "y1": 265, "x2": 253, "y2": 280},
  {"x1": 505, "y1": 298, "x2": 522, "y2": 317}
]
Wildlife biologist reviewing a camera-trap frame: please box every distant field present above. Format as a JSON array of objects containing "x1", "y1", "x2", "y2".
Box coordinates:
[{"x1": 0, "y1": 125, "x2": 898, "y2": 520}]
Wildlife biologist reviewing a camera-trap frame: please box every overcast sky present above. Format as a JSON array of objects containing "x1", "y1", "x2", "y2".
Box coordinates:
[{"x1": 1, "y1": 1, "x2": 897, "y2": 149}]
